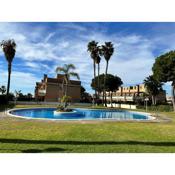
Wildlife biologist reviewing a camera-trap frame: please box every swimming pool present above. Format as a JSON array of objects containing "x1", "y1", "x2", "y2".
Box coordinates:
[{"x1": 8, "y1": 108, "x2": 154, "y2": 121}]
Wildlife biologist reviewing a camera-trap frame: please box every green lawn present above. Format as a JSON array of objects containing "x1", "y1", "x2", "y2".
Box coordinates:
[{"x1": 0, "y1": 105, "x2": 175, "y2": 153}]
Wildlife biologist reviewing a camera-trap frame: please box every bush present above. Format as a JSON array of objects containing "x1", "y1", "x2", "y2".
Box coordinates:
[
  {"x1": 61, "y1": 95, "x2": 72, "y2": 103},
  {"x1": 0, "y1": 95, "x2": 8, "y2": 104},
  {"x1": 137, "y1": 104, "x2": 173, "y2": 112}
]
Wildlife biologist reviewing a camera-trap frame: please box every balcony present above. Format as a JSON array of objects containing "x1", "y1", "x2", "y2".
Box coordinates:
[{"x1": 38, "y1": 89, "x2": 46, "y2": 96}]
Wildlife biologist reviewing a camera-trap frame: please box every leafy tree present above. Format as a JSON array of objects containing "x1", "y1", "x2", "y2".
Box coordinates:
[
  {"x1": 144, "y1": 75, "x2": 163, "y2": 105},
  {"x1": 91, "y1": 74, "x2": 123, "y2": 106},
  {"x1": 81, "y1": 86, "x2": 86, "y2": 94},
  {"x1": 152, "y1": 51, "x2": 175, "y2": 110},
  {"x1": 80, "y1": 86, "x2": 92, "y2": 103},
  {"x1": 56, "y1": 64, "x2": 80, "y2": 107},
  {"x1": 1, "y1": 39, "x2": 16, "y2": 97},
  {"x1": 0, "y1": 85, "x2": 6, "y2": 95},
  {"x1": 15, "y1": 90, "x2": 22, "y2": 98},
  {"x1": 27, "y1": 93, "x2": 33, "y2": 101},
  {"x1": 91, "y1": 74, "x2": 105, "y2": 92},
  {"x1": 100, "y1": 42, "x2": 114, "y2": 106},
  {"x1": 105, "y1": 74, "x2": 123, "y2": 106}
]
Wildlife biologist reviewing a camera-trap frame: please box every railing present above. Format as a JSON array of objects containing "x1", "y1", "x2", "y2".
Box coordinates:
[{"x1": 101, "y1": 96, "x2": 135, "y2": 101}]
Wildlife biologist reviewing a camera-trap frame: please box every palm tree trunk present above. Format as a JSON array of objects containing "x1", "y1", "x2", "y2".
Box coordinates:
[
  {"x1": 98, "y1": 63, "x2": 100, "y2": 99},
  {"x1": 64, "y1": 80, "x2": 69, "y2": 108},
  {"x1": 7, "y1": 63, "x2": 12, "y2": 97},
  {"x1": 104, "y1": 61, "x2": 109, "y2": 107},
  {"x1": 93, "y1": 60, "x2": 97, "y2": 99}
]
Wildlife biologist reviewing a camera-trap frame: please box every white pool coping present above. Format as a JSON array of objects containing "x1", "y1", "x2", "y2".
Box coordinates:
[{"x1": 7, "y1": 107, "x2": 156, "y2": 121}]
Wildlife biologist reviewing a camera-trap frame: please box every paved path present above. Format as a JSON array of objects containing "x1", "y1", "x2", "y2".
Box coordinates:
[{"x1": 0, "y1": 111, "x2": 7, "y2": 118}]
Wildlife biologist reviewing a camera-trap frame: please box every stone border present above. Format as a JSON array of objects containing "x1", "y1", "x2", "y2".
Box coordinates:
[{"x1": 6, "y1": 107, "x2": 158, "y2": 122}]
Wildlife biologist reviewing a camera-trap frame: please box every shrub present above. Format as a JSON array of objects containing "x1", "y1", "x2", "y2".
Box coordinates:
[
  {"x1": 137, "y1": 104, "x2": 173, "y2": 112},
  {"x1": 61, "y1": 95, "x2": 72, "y2": 103},
  {"x1": 0, "y1": 95, "x2": 8, "y2": 104}
]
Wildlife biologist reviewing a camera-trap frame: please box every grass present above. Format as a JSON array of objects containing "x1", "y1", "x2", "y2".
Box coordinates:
[{"x1": 0, "y1": 104, "x2": 175, "y2": 153}]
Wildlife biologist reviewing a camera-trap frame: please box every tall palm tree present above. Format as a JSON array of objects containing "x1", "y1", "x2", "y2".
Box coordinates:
[
  {"x1": 101, "y1": 42, "x2": 114, "y2": 106},
  {"x1": 56, "y1": 64, "x2": 80, "y2": 98},
  {"x1": 87, "y1": 41, "x2": 99, "y2": 98},
  {"x1": 95, "y1": 54, "x2": 101, "y2": 98},
  {"x1": 144, "y1": 75, "x2": 163, "y2": 105},
  {"x1": 1, "y1": 39, "x2": 16, "y2": 97}
]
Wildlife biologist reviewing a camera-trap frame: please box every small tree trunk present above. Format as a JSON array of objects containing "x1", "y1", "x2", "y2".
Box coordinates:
[
  {"x1": 7, "y1": 63, "x2": 12, "y2": 97},
  {"x1": 110, "y1": 91, "x2": 113, "y2": 107},
  {"x1": 104, "y1": 61, "x2": 109, "y2": 107},
  {"x1": 102, "y1": 90, "x2": 104, "y2": 105},
  {"x1": 152, "y1": 95, "x2": 154, "y2": 105},
  {"x1": 155, "y1": 96, "x2": 157, "y2": 105}
]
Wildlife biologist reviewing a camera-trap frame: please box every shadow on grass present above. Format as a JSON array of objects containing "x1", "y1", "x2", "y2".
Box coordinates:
[
  {"x1": 22, "y1": 147, "x2": 67, "y2": 153},
  {"x1": 0, "y1": 147, "x2": 67, "y2": 153},
  {"x1": 0, "y1": 138, "x2": 175, "y2": 147}
]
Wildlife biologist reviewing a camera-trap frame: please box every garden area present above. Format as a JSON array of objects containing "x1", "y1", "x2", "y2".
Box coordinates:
[{"x1": 0, "y1": 104, "x2": 175, "y2": 153}]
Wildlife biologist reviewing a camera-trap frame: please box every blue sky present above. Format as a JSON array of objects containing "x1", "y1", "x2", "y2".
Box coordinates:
[{"x1": 0, "y1": 22, "x2": 175, "y2": 96}]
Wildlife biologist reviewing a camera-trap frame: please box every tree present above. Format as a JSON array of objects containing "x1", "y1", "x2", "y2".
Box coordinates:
[
  {"x1": 56, "y1": 64, "x2": 80, "y2": 107},
  {"x1": 15, "y1": 90, "x2": 22, "y2": 98},
  {"x1": 61, "y1": 95, "x2": 72, "y2": 108},
  {"x1": 1, "y1": 39, "x2": 16, "y2": 97},
  {"x1": 144, "y1": 75, "x2": 163, "y2": 105},
  {"x1": 91, "y1": 74, "x2": 105, "y2": 94},
  {"x1": 95, "y1": 55, "x2": 101, "y2": 98},
  {"x1": 0, "y1": 85, "x2": 6, "y2": 95},
  {"x1": 87, "y1": 41, "x2": 100, "y2": 98},
  {"x1": 152, "y1": 51, "x2": 175, "y2": 111},
  {"x1": 100, "y1": 42, "x2": 114, "y2": 106},
  {"x1": 27, "y1": 93, "x2": 33, "y2": 101},
  {"x1": 91, "y1": 74, "x2": 123, "y2": 106},
  {"x1": 105, "y1": 74, "x2": 123, "y2": 107}
]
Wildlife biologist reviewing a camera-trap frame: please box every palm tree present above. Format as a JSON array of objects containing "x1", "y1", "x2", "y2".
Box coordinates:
[
  {"x1": 87, "y1": 41, "x2": 99, "y2": 98},
  {"x1": 0, "y1": 85, "x2": 6, "y2": 95},
  {"x1": 101, "y1": 42, "x2": 114, "y2": 106},
  {"x1": 1, "y1": 39, "x2": 16, "y2": 97},
  {"x1": 56, "y1": 63, "x2": 80, "y2": 100},
  {"x1": 144, "y1": 75, "x2": 163, "y2": 105},
  {"x1": 14, "y1": 90, "x2": 21, "y2": 103},
  {"x1": 95, "y1": 54, "x2": 101, "y2": 98}
]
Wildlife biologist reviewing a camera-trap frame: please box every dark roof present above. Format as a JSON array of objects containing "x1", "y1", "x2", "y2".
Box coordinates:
[
  {"x1": 70, "y1": 80, "x2": 81, "y2": 85},
  {"x1": 47, "y1": 78, "x2": 60, "y2": 83}
]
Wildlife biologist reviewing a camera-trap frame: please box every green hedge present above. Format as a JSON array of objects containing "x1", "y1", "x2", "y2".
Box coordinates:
[{"x1": 137, "y1": 105, "x2": 173, "y2": 112}]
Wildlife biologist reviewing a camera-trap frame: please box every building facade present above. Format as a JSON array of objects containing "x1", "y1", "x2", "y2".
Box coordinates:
[
  {"x1": 35, "y1": 74, "x2": 81, "y2": 102},
  {"x1": 105, "y1": 84, "x2": 166, "y2": 103}
]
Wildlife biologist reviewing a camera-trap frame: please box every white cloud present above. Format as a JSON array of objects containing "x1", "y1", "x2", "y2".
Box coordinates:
[
  {"x1": 0, "y1": 70, "x2": 40, "y2": 94},
  {"x1": 0, "y1": 23, "x2": 175, "y2": 94}
]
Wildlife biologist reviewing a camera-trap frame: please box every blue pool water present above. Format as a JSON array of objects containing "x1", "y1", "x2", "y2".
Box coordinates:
[{"x1": 9, "y1": 108, "x2": 151, "y2": 120}]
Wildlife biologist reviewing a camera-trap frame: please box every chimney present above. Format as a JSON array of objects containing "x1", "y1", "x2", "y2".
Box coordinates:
[{"x1": 44, "y1": 74, "x2": 47, "y2": 81}]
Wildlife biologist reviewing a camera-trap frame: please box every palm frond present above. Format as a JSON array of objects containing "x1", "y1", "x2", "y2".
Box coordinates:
[
  {"x1": 69, "y1": 72, "x2": 80, "y2": 80},
  {"x1": 87, "y1": 40, "x2": 98, "y2": 52},
  {"x1": 66, "y1": 64, "x2": 76, "y2": 71},
  {"x1": 56, "y1": 67, "x2": 66, "y2": 73}
]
